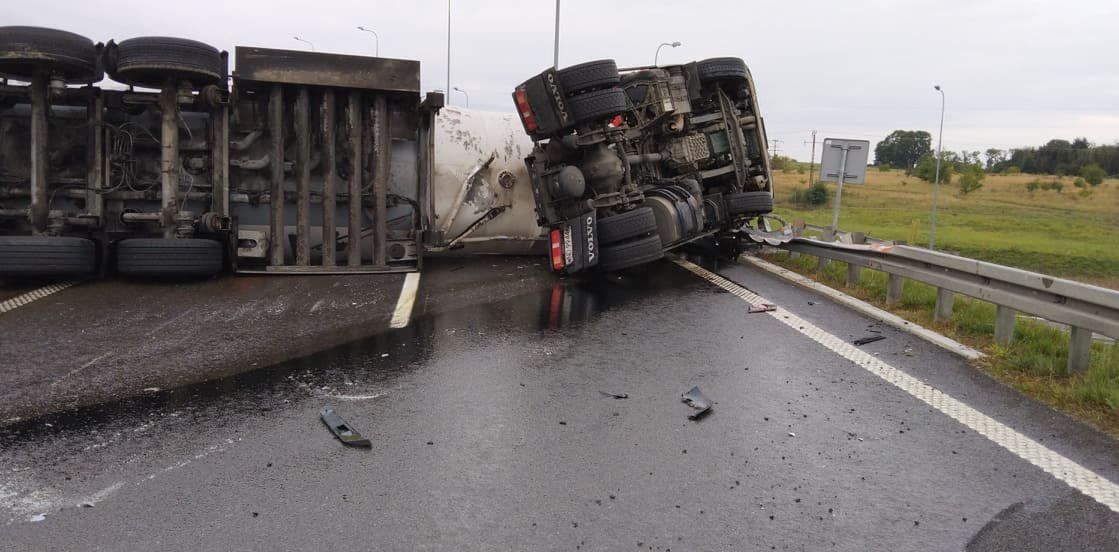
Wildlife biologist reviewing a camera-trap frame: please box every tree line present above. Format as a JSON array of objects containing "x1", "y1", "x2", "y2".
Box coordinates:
[{"x1": 873, "y1": 130, "x2": 1117, "y2": 177}]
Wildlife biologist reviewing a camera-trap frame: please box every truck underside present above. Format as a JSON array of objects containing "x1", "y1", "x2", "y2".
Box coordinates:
[{"x1": 512, "y1": 57, "x2": 774, "y2": 274}]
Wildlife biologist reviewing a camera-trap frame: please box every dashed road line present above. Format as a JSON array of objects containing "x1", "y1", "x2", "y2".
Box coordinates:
[
  {"x1": 390, "y1": 272, "x2": 421, "y2": 329},
  {"x1": 674, "y1": 257, "x2": 1119, "y2": 513},
  {"x1": 0, "y1": 282, "x2": 77, "y2": 314}
]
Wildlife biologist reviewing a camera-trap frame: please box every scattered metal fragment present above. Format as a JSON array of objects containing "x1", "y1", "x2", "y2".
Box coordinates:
[
  {"x1": 599, "y1": 391, "x2": 629, "y2": 399},
  {"x1": 681, "y1": 386, "x2": 713, "y2": 420},
  {"x1": 853, "y1": 335, "x2": 886, "y2": 346},
  {"x1": 320, "y1": 406, "x2": 372, "y2": 447},
  {"x1": 748, "y1": 303, "x2": 777, "y2": 314}
]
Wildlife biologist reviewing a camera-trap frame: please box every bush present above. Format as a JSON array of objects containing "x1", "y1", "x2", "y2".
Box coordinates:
[
  {"x1": 1026, "y1": 179, "x2": 1040, "y2": 192},
  {"x1": 1081, "y1": 163, "x2": 1106, "y2": 186},
  {"x1": 959, "y1": 173, "x2": 983, "y2": 194},
  {"x1": 1006, "y1": 166, "x2": 1022, "y2": 175},
  {"x1": 957, "y1": 164, "x2": 985, "y2": 195},
  {"x1": 1040, "y1": 180, "x2": 1064, "y2": 193},
  {"x1": 912, "y1": 153, "x2": 953, "y2": 184},
  {"x1": 1074, "y1": 177, "x2": 1087, "y2": 189},
  {"x1": 789, "y1": 181, "x2": 830, "y2": 207},
  {"x1": 877, "y1": 165, "x2": 891, "y2": 172}
]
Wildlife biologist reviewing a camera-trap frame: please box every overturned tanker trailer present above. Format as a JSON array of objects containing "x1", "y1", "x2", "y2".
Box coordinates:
[
  {"x1": 0, "y1": 27, "x2": 770, "y2": 279},
  {"x1": 0, "y1": 26, "x2": 540, "y2": 278}
]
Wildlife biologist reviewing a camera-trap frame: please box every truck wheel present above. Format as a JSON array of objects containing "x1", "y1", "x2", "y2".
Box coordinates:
[
  {"x1": 598, "y1": 207, "x2": 656, "y2": 245},
  {"x1": 0, "y1": 26, "x2": 102, "y2": 83},
  {"x1": 0, "y1": 236, "x2": 97, "y2": 276},
  {"x1": 106, "y1": 36, "x2": 224, "y2": 89},
  {"x1": 697, "y1": 57, "x2": 748, "y2": 82},
  {"x1": 569, "y1": 88, "x2": 628, "y2": 125},
  {"x1": 597, "y1": 234, "x2": 664, "y2": 272},
  {"x1": 116, "y1": 238, "x2": 224, "y2": 277},
  {"x1": 725, "y1": 191, "x2": 773, "y2": 216},
  {"x1": 558, "y1": 59, "x2": 619, "y2": 96}
]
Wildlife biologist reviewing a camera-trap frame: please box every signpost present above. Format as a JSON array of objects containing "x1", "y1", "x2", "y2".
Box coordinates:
[{"x1": 818, "y1": 138, "x2": 870, "y2": 231}]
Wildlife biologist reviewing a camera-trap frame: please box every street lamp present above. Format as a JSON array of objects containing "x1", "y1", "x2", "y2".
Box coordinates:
[
  {"x1": 292, "y1": 36, "x2": 315, "y2": 52},
  {"x1": 654, "y1": 41, "x2": 681, "y2": 65},
  {"x1": 930, "y1": 85, "x2": 945, "y2": 250},
  {"x1": 356, "y1": 26, "x2": 379, "y2": 56},
  {"x1": 452, "y1": 87, "x2": 469, "y2": 107}
]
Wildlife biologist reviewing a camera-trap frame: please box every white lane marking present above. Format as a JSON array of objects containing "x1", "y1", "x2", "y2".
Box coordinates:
[
  {"x1": 0, "y1": 281, "x2": 77, "y2": 314},
  {"x1": 674, "y1": 257, "x2": 1119, "y2": 513},
  {"x1": 389, "y1": 272, "x2": 421, "y2": 329},
  {"x1": 741, "y1": 254, "x2": 982, "y2": 360}
]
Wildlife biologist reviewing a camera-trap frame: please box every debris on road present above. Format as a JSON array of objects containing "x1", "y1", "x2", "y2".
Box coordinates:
[
  {"x1": 599, "y1": 391, "x2": 629, "y2": 399},
  {"x1": 320, "y1": 406, "x2": 372, "y2": 448},
  {"x1": 681, "y1": 386, "x2": 713, "y2": 420},
  {"x1": 853, "y1": 335, "x2": 886, "y2": 346},
  {"x1": 748, "y1": 303, "x2": 777, "y2": 314}
]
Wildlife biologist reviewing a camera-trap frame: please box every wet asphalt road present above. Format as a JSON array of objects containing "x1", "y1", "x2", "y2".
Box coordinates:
[{"x1": 2, "y1": 256, "x2": 1118, "y2": 550}]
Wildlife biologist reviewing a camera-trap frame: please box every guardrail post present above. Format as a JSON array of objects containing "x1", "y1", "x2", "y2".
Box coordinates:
[
  {"x1": 1068, "y1": 327, "x2": 1092, "y2": 374},
  {"x1": 886, "y1": 273, "x2": 904, "y2": 305},
  {"x1": 994, "y1": 305, "x2": 1016, "y2": 346},
  {"x1": 846, "y1": 263, "x2": 861, "y2": 287},
  {"x1": 789, "y1": 251, "x2": 800, "y2": 259},
  {"x1": 934, "y1": 288, "x2": 954, "y2": 323},
  {"x1": 816, "y1": 256, "x2": 830, "y2": 275}
]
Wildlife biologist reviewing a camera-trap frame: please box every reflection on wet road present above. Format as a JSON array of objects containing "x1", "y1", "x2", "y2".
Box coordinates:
[{"x1": 2, "y1": 257, "x2": 1117, "y2": 551}]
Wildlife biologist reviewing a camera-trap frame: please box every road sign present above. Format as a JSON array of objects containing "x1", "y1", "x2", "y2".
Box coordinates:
[
  {"x1": 819, "y1": 138, "x2": 870, "y2": 185},
  {"x1": 818, "y1": 138, "x2": 871, "y2": 231}
]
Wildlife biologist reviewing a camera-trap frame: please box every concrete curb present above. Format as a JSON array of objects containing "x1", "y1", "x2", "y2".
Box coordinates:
[{"x1": 740, "y1": 253, "x2": 983, "y2": 361}]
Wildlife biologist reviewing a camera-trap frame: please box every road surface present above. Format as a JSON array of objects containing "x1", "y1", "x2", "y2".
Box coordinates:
[{"x1": 2, "y1": 255, "x2": 1118, "y2": 550}]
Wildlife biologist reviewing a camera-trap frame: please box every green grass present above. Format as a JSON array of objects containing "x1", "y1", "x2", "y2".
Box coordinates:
[
  {"x1": 768, "y1": 252, "x2": 1119, "y2": 436},
  {"x1": 775, "y1": 170, "x2": 1119, "y2": 288}
]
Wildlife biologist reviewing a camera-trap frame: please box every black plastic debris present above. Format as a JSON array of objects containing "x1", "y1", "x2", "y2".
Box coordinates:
[
  {"x1": 320, "y1": 406, "x2": 372, "y2": 447},
  {"x1": 748, "y1": 303, "x2": 777, "y2": 314},
  {"x1": 599, "y1": 391, "x2": 629, "y2": 400},
  {"x1": 681, "y1": 386, "x2": 713, "y2": 420},
  {"x1": 853, "y1": 335, "x2": 886, "y2": 346}
]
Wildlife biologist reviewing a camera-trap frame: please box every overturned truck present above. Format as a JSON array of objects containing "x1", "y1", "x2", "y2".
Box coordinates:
[
  {"x1": 513, "y1": 58, "x2": 773, "y2": 274},
  {"x1": 0, "y1": 27, "x2": 771, "y2": 278}
]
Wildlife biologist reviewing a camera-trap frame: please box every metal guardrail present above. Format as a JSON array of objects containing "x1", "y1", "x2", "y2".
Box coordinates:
[{"x1": 749, "y1": 223, "x2": 1119, "y2": 373}]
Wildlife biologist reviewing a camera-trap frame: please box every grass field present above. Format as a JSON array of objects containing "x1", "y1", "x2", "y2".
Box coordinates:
[
  {"x1": 764, "y1": 167, "x2": 1119, "y2": 435},
  {"x1": 772, "y1": 168, "x2": 1119, "y2": 289}
]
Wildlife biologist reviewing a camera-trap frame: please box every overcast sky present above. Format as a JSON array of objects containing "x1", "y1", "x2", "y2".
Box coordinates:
[{"x1": 11, "y1": 0, "x2": 1118, "y2": 161}]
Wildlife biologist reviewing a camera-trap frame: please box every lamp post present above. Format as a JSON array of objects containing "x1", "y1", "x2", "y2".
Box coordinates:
[
  {"x1": 292, "y1": 36, "x2": 315, "y2": 52},
  {"x1": 452, "y1": 87, "x2": 468, "y2": 107},
  {"x1": 356, "y1": 26, "x2": 379, "y2": 56},
  {"x1": 553, "y1": 0, "x2": 561, "y2": 69},
  {"x1": 654, "y1": 41, "x2": 681, "y2": 65},
  {"x1": 930, "y1": 85, "x2": 945, "y2": 250},
  {"x1": 446, "y1": 0, "x2": 451, "y2": 104}
]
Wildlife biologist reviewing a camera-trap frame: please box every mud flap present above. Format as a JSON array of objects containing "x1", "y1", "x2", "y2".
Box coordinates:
[{"x1": 556, "y1": 212, "x2": 599, "y2": 273}]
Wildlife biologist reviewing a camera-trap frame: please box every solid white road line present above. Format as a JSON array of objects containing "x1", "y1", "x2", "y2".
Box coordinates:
[
  {"x1": 389, "y1": 272, "x2": 421, "y2": 329},
  {"x1": 741, "y1": 254, "x2": 983, "y2": 360},
  {"x1": 674, "y1": 257, "x2": 1119, "y2": 513},
  {"x1": 0, "y1": 281, "x2": 77, "y2": 314}
]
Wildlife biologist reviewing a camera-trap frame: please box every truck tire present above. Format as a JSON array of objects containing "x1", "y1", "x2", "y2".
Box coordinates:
[
  {"x1": 597, "y1": 234, "x2": 664, "y2": 272},
  {"x1": 116, "y1": 238, "x2": 224, "y2": 277},
  {"x1": 0, "y1": 26, "x2": 102, "y2": 83},
  {"x1": 697, "y1": 57, "x2": 748, "y2": 82},
  {"x1": 558, "y1": 59, "x2": 619, "y2": 96},
  {"x1": 568, "y1": 88, "x2": 628, "y2": 125},
  {"x1": 0, "y1": 236, "x2": 96, "y2": 276},
  {"x1": 598, "y1": 207, "x2": 657, "y2": 245},
  {"x1": 106, "y1": 36, "x2": 224, "y2": 89},
  {"x1": 724, "y1": 191, "x2": 773, "y2": 216}
]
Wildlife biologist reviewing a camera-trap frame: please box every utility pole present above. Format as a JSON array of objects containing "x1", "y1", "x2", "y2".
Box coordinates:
[
  {"x1": 769, "y1": 139, "x2": 782, "y2": 158},
  {"x1": 930, "y1": 85, "x2": 945, "y2": 250},
  {"x1": 808, "y1": 130, "x2": 817, "y2": 186}
]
